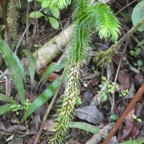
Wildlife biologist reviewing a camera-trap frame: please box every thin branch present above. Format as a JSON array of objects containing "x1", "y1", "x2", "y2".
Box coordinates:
[
  {"x1": 115, "y1": 0, "x2": 137, "y2": 15},
  {"x1": 112, "y1": 17, "x2": 144, "y2": 53},
  {"x1": 111, "y1": 37, "x2": 130, "y2": 114},
  {"x1": 95, "y1": 16, "x2": 144, "y2": 66},
  {"x1": 33, "y1": 71, "x2": 66, "y2": 144}
]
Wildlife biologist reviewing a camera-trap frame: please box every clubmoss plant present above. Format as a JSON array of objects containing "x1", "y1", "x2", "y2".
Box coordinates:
[{"x1": 49, "y1": 1, "x2": 120, "y2": 143}]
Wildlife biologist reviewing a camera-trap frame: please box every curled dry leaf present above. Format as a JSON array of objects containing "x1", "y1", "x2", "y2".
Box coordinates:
[
  {"x1": 67, "y1": 140, "x2": 81, "y2": 144},
  {"x1": 76, "y1": 106, "x2": 104, "y2": 124},
  {"x1": 134, "y1": 73, "x2": 144, "y2": 85},
  {"x1": 123, "y1": 82, "x2": 135, "y2": 99},
  {"x1": 120, "y1": 120, "x2": 140, "y2": 140},
  {"x1": 47, "y1": 73, "x2": 59, "y2": 82},
  {"x1": 43, "y1": 120, "x2": 54, "y2": 131},
  {"x1": 6, "y1": 125, "x2": 27, "y2": 133},
  {"x1": 118, "y1": 70, "x2": 130, "y2": 89},
  {"x1": 33, "y1": 115, "x2": 41, "y2": 130},
  {"x1": 81, "y1": 91, "x2": 93, "y2": 107}
]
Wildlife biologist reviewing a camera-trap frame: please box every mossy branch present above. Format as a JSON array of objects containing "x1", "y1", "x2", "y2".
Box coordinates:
[
  {"x1": 7, "y1": 0, "x2": 19, "y2": 40},
  {"x1": 94, "y1": 16, "x2": 144, "y2": 67}
]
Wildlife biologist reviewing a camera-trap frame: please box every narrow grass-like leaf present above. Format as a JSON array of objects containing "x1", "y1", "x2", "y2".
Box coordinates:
[
  {"x1": 0, "y1": 104, "x2": 13, "y2": 115},
  {"x1": 122, "y1": 138, "x2": 144, "y2": 144},
  {"x1": 0, "y1": 94, "x2": 18, "y2": 104},
  {"x1": 0, "y1": 39, "x2": 25, "y2": 103},
  {"x1": 38, "y1": 61, "x2": 66, "y2": 85},
  {"x1": 21, "y1": 77, "x2": 60, "y2": 122},
  {"x1": 23, "y1": 50, "x2": 36, "y2": 84},
  {"x1": 13, "y1": 54, "x2": 26, "y2": 83},
  {"x1": 69, "y1": 122, "x2": 99, "y2": 134}
]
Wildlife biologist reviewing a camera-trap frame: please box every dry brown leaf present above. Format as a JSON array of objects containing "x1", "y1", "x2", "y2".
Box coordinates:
[
  {"x1": 47, "y1": 73, "x2": 59, "y2": 82},
  {"x1": 43, "y1": 120, "x2": 54, "y2": 131},
  {"x1": 76, "y1": 106, "x2": 104, "y2": 124},
  {"x1": 118, "y1": 70, "x2": 130, "y2": 89}
]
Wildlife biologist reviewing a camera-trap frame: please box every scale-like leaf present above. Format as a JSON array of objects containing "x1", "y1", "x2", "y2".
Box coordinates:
[
  {"x1": 21, "y1": 77, "x2": 60, "y2": 122},
  {"x1": 38, "y1": 61, "x2": 66, "y2": 85},
  {"x1": 0, "y1": 94, "x2": 18, "y2": 104},
  {"x1": 0, "y1": 104, "x2": 13, "y2": 115},
  {"x1": 23, "y1": 50, "x2": 36, "y2": 84},
  {"x1": 0, "y1": 39, "x2": 25, "y2": 104}
]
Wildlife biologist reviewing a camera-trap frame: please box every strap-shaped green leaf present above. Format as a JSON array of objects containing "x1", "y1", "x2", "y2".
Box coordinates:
[
  {"x1": 13, "y1": 54, "x2": 26, "y2": 83},
  {"x1": 21, "y1": 77, "x2": 60, "y2": 122},
  {"x1": 38, "y1": 61, "x2": 66, "y2": 85},
  {"x1": 0, "y1": 39, "x2": 26, "y2": 104},
  {"x1": 23, "y1": 50, "x2": 36, "y2": 84},
  {"x1": 0, "y1": 94, "x2": 18, "y2": 104},
  {"x1": 122, "y1": 138, "x2": 144, "y2": 144},
  {"x1": 0, "y1": 104, "x2": 13, "y2": 115},
  {"x1": 69, "y1": 122, "x2": 99, "y2": 134}
]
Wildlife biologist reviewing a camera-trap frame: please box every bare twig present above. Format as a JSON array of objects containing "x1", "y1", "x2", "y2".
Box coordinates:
[
  {"x1": 111, "y1": 37, "x2": 130, "y2": 114},
  {"x1": 33, "y1": 70, "x2": 67, "y2": 144},
  {"x1": 15, "y1": 23, "x2": 31, "y2": 54},
  {"x1": 115, "y1": 0, "x2": 137, "y2": 15}
]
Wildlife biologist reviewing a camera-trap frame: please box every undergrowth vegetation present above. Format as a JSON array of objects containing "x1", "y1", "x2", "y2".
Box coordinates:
[{"x1": 0, "y1": 0, "x2": 144, "y2": 144}]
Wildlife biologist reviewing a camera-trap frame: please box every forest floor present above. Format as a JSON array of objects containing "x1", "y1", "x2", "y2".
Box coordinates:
[{"x1": 0, "y1": 0, "x2": 144, "y2": 144}]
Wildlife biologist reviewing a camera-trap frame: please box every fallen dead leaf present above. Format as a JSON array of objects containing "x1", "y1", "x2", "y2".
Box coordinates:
[
  {"x1": 43, "y1": 120, "x2": 54, "y2": 131},
  {"x1": 120, "y1": 120, "x2": 140, "y2": 140},
  {"x1": 80, "y1": 91, "x2": 93, "y2": 107},
  {"x1": 47, "y1": 73, "x2": 59, "y2": 82},
  {"x1": 118, "y1": 70, "x2": 130, "y2": 89},
  {"x1": 67, "y1": 140, "x2": 81, "y2": 144},
  {"x1": 123, "y1": 82, "x2": 135, "y2": 99},
  {"x1": 134, "y1": 73, "x2": 144, "y2": 85},
  {"x1": 76, "y1": 106, "x2": 104, "y2": 124}
]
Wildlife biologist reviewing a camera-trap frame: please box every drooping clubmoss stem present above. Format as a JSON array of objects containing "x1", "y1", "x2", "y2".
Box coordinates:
[
  {"x1": 49, "y1": 63, "x2": 81, "y2": 144},
  {"x1": 49, "y1": 1, "x2": 120, "y2": 143}
]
